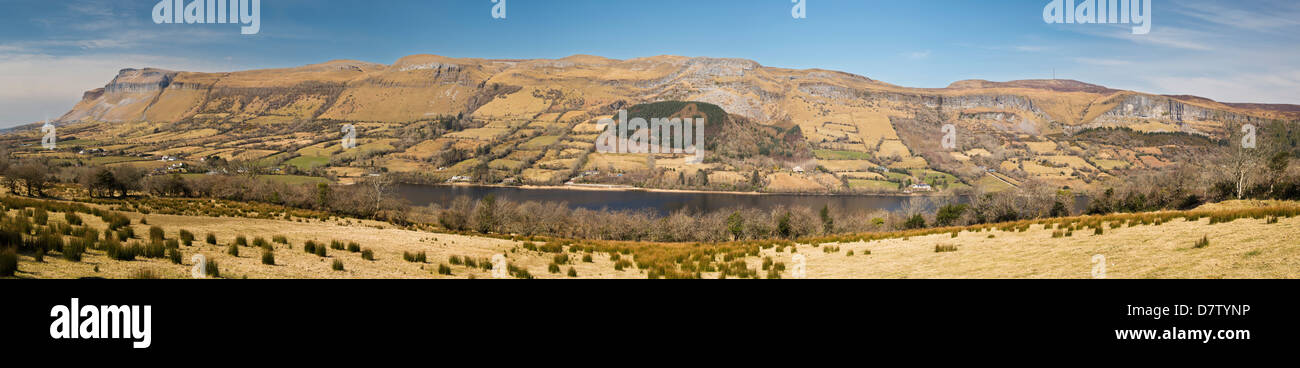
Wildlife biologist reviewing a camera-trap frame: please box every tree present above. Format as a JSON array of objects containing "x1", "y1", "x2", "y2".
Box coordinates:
[
  {"x1": 90, "y1": 168, "x2": 117, "y2": 197},
  {"x1": 749, "y1": 169, "x2": 763, "y2": 189},
  {"x1": 776, "y1": 212, "x2": 792, "y2": 239},
  {"x1": 819, "y1": 204, "x2": 834, "y2": 233},
  {"x1": 474, "y1": 195, "x2": 497, "y2": 234},
  {"x1": 364, "y1": 173, "x2": 393, "y2": 213},
  {"x1": 1217, "y1": 144, "x2": 1263, "y2": 200},
  {"x1": 935, "y1": 203, "x2": 969, "y2": 227},
  {"x1": 726, "y1": 211, "x2": 744, "y2": 240},
  {"x1": 1267, "y1": 151, "x2": 1290, "y2": 196},
  {"x1": 10, "y1": 164, "x2": 50, "y2": 197},
  {"x1": 315, "y1": 183, "x2": 332, "y2": 210},
  {"x1": 903, "y1": 214, "x2": 927, "y2": 230}
]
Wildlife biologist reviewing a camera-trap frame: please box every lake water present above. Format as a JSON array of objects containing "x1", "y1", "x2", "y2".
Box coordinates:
[{"x1": 395, "y1": 184, "x2": 968, "y2": 215}]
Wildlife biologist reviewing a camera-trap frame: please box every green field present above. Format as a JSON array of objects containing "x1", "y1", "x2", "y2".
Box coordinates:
[
  {"x1": 911, "y1": 169, "x2": 961, "y2": 185},
  {"x1": 975, "y1": 175, "x2": 1015, "y2": 192},
  {"x1": 814, "y1": 149, "x2": 873, "y2": 160},
  {"x1": 519, "y1": 135, "x2": 562, "y2": 150},
  {"x1": 848, "y1": 179, "x2": 898, "y2": 192},
  {"x1": 286, "y1": 155, "x2": 330, "y2": 169},
  {"x1": 489, "y1": 159, "x2": 525, "y2": 170}
]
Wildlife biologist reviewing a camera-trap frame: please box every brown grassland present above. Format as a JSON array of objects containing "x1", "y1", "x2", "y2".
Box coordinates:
[{"x1": 5, "y1": 191, "x2": 1299, "y2": 279}]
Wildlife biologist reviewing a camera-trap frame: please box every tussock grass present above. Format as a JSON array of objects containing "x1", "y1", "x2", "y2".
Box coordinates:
[{"x1": 1194, "y1": 236, "x2": 1210, "y2": 249}]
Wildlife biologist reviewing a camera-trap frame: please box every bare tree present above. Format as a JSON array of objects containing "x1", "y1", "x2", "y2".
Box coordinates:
[{"x1": 1217, "y1": 144, "x2": 1264, "y2": 200}]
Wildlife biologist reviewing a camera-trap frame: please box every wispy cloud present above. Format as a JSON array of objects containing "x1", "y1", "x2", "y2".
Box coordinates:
[
  {"x1": 904, "y1": 50, "x2": 931, "y2": 60},
  {"x1": 1169, "y1": 0, "x2": 1300, "y2": 34}
]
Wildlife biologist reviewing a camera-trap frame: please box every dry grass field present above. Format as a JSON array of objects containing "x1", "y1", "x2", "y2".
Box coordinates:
[{"x1": 7, "y1": 199, "x2": 1300, "y2": 279}]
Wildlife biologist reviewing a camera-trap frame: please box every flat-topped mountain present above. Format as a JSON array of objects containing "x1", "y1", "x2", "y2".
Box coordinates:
[{"x1": 19, "y1": 54, "x2": 1300, "y2": 194}]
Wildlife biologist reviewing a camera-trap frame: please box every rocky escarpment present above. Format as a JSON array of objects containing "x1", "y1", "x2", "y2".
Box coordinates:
[
  {"x1": 1096, "y1": 94, "x2": 1265, "y2": 125},
  {"x1": 56, "y1": 54, "x2": 1291, "y2": 140},
  {"x1": 104, "y1": 68, "x2": 175, "y2": 93}
]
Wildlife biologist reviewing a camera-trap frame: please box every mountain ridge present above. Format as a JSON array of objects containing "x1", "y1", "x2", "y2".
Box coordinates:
[{"x1": 57, "y1": 54, "x2": 1300, "y2": 127}]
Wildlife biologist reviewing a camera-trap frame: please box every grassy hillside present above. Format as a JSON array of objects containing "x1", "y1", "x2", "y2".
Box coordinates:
[{"x1": 5, "y1": 193, "x2": 1299, "y2": 279}]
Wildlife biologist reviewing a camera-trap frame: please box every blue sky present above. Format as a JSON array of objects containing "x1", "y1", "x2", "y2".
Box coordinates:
[{"x1": 2, "y1": 0, "x2": 1298, "y2": 127}]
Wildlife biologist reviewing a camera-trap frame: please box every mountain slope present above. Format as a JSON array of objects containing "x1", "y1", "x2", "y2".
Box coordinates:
[{"x1": 31, "y1": 54, "x2": 1300, "y2": 194}]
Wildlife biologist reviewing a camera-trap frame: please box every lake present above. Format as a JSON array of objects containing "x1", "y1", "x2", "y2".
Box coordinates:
[{"x1": 395, "y1": 184, "x2": 977, "y2": 215}]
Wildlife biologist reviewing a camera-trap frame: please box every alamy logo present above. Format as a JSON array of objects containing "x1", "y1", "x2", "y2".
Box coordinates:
[
  {"x1": 941, "y1": 124, "x2": 956, "y2": 150},
  {"x1": 491, "y1": 0, "x2": 506, "y2": 19},
  {"x1": 791, "y1": 253, "x2": 807, "y2": 279},
  {"x1": 1242, "y1": 124, "x2": 1257, "y2": 149},
  {"x1": 41, "y1": 120, "x2": 56, "y2": 150},
  {"x1": 49, "y1": 298, "x2": 152, "y2": 349},
  {"x1": 152, "y1": 0, "x2": 261, "y2": 35},
  {"x1": 595, "y1": 109, "x2": 706, "y2": 164},
  {"x1": 1043, "y1": 0, "x2": 1152, "y2": 35},
  {"x1": 792, "y1": 0, "x2": 806, "y2": 19},
  {"x1": 341, "y1": 124, "x2": 358, "y2": 149}
]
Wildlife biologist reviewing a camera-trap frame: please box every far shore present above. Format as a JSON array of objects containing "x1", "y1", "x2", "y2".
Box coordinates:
[{"x1": 411, "y1": 182, "x2": 963, "y2": 198}]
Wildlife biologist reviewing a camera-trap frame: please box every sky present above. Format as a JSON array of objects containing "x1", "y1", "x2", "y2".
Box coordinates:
[{"x1": 1, "y1": 0, "x2": 1298, "y2": 127}]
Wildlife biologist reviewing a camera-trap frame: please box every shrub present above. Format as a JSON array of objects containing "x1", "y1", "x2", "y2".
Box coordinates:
[
  {"x1": 448, "y1": 255, "x2": 462, "y2": 265},
  {"x1": 33, "y1": 209, "x2": 48, "y2": 225},
  {"x1": 235, "y1": 236, "x2": 248, "y2": 247},
  {"x1": 314, "y1": 244, "x2": 327, "y2": 257},
  {"x1": 272, "y1": 235, "x2": 288, "y2": 244},
  {"x1": 179, "y1": 230, "x2": 195, "y2": 246},
  {"x1": 104, "y1": 213, "x2": 130, "y2": 231},
  {"x1": 253, "y1": 237, "x2": 269, "y2": 249},
  {"x1": 227, "y1": 244, "x2": 239, "y2": 257},
  {"x1": 437, "y1": 263, "x2": 452, "y2": 275},
  {"x1": 0, "y1": 248, "x2": 16, "y2": 276},
  {"x1": 142, "y1": 242, "x2": 166, "y2": 259},
  {"x1": 205, "y1": 233, "x2": 217, "y2": 245},
  {"x1": 64, "y1": 212, "x2": 83, "y2": 226},
  {"x1": 63, "y1": 240, "x2": 85, "y2": 262},
  {"x1": 582, "y1": 254, "x2": 593, "y2": 263},
  {"x1": 262, "y1": 250, "x2": 275, "y2": 265},
  {"x1": 1194, "y1": 236, "x2": 1210, "y2": 249},
  {"x1": 205, "y1": 259, "x2": 220, "y2": 278},
  {"x1": 346, "y1": 242, "x2": 360, "y2": 252},
  {"x1": 332, "y1": 259, "x2": 344, "y2": 271},
  {"x1": 303, "y1": 241, "x2": 317, "y2": 254},
  {"x1": 330, "y1": 240, "x2": 344, "y2": 250},
  {"x1": 1094, "y1": 227, "x2": 1104, "y2": 236},
  {"x1": 148, "y1": 226, "x2": 165, "y2": 242},
  {"x1": 404, "y1": 251, "x2": 426, "y2": 263},
  {"x1": 567, "y1": 267, "x2": 578, "y2": 277},
  {"x1": 167, "y1": 248, "x2": 182, "y2": 264},
  {"x1": 106, "y1": 241, "x2": 138, "y2": 261},
  {"x1": 548, "y1": 263, "x2": 561, "y2": 274},
  {"x1": 934, "y1": 244, "x2": 958, "y2": 253},
  {"x1": 552, "y1": 254, "x2": 570, "y2": 265},
  {"x1": 361, "y1": 249, "x2": 375, "y2": 261}
]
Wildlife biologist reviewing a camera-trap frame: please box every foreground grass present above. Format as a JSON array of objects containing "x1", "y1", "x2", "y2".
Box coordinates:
[{"x1": 5, "y1": 194, "x2": 1300, "y2": 279}]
